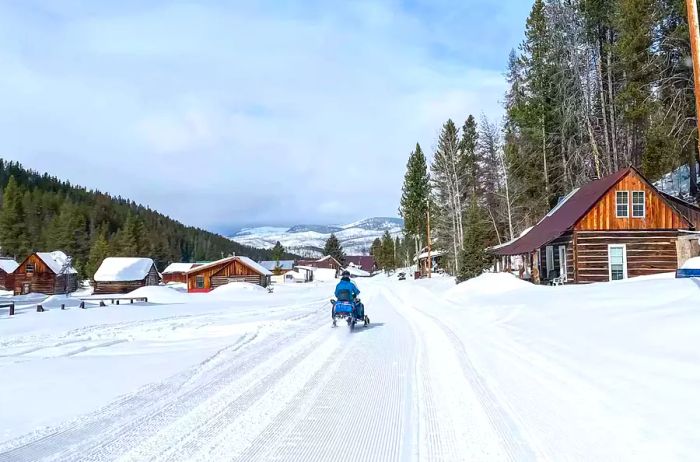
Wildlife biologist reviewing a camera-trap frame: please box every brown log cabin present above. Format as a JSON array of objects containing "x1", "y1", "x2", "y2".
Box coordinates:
[
  {"x1": 186, "y1": 256, "x2": 272, "y2": 292},
  {"x1": 93, "y1": 257, "x2": 160, "y2": 294},
  {"x1": 490, "y1": 167, "x2": 700, "y2": 283},
  {"x1": 0, "y1": 258, "x2": 19, "y2": 291},
  {"x1": 162, "y1": 263, "x2": 201, "y2": 284},
  {"x1": 13, "y1": 251, "x2": 78, "y2": 295}
]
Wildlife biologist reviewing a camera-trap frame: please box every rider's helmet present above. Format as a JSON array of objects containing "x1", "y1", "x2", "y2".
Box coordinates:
[{"x1": 341, "y1": 270, "x2": 351, "y2": 278}]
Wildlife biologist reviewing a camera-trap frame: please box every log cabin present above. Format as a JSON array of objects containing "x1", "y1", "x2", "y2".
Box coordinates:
[
  {"x1": 296, "y1": 256, "x2": 342, "y2": 271},
  {"x1": 162, "y1": 263, "x2": 201, "y2": 284},
  {"x1": 186, "y1": 256, "x2": 272, "y2": 292},
  {"x1": 0, "y1": 258, "x2": 18, "y2": 291},
  {"x1": 13, "y1": 251, "x2": 78, "y2": 295},
  {"x1": 93, "y1": 257, "x2": 160, "y2": 294},
  {"x1": 489, "y1": 167, "x2": 700, "y2": 284}
]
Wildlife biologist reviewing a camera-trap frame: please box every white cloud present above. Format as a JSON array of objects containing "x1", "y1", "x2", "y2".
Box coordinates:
[{"x1": 0, "y1": 0, "x2": 526, "y2": 230}]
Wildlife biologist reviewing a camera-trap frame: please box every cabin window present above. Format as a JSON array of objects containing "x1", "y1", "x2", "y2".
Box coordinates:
[
  {"x1": 632, "y1": 191, "x2": 645, "y2": 218},
  {"x1": 26, "y1": 263, "x2": 34, "y2": 274},
  {"x1": 195, "y1": 275, "x2": 204, "y2": 289},
  {"x1": 616, "y1": 191, "x2": 629, "y2": 218},
  {"x1": 608, "y1": 244, "x2": 627, "y2": 281}
]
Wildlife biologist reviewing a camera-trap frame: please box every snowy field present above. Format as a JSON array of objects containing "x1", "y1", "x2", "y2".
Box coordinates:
[{"x1": 0, "y1": 274, "x2": 698, "y2": 461}]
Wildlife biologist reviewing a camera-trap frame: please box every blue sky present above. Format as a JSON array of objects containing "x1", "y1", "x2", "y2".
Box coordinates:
[{"x1": 0, "y1": 0, "x2": 531, "y2": 233}]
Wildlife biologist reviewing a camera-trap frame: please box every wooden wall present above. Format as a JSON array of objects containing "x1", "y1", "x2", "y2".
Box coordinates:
[
  {"x1": 12, "y1": 254, "x2": 78, "y2": 295},
  {"x1": 574, "y1": 230, "x2": 678, "y2": 283},
  {"x1": 0, "y1": 270, "x2": 11, "y2": 291},
  {"x1": 538, "y1": 233, "x2": 575, "y2": 282},
  {"x1": 576, "y1": 172, "x2": 687, "y2": 231},
  {"x1": 163, "y1": 273, "x2": 187, "y2": 284},
  {"x1": 187, "y1": 259, "x2": 269, "y2": 291}
]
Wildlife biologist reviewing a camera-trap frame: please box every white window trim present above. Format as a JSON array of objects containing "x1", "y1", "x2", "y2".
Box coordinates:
[
  {"x1": 615, "y1": 191, "x2": 629, "y2": 218},
  {"x1": 195, "y1": 275, "x2": 205, "y2": 289},
  {"x1": 559, "y1": 245, "x2": 567, "y2": 282},
  {"x1": 608, "y1": 244, "x2": 628, "y2": 281},
  {"x1": 632, "y1": 190, "x2": 645, "y2": 218}
]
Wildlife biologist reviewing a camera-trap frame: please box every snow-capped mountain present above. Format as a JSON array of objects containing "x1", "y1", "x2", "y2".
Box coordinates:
[{"x1": 230, "y1": 217, "x2": 404, "y2": 257}]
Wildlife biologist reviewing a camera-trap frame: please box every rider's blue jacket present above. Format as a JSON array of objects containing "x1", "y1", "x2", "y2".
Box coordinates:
[{"x1": 335, "y1": 278, "x2": 360, "y2": 300}]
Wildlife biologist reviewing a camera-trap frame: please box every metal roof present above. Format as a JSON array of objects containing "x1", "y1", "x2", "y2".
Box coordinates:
[{"x1": 490, "y1": 168, "x2": 631, "y2": 256}]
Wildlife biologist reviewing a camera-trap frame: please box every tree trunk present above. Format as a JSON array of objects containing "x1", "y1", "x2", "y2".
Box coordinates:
[{"x1": 607, "y1": 29, "x2": 619, "y2": 170}]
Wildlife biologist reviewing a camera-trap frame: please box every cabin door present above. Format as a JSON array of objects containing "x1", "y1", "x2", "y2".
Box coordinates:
[{"x1": 22, "y1": 283, "x2": 31, "y2": 295}]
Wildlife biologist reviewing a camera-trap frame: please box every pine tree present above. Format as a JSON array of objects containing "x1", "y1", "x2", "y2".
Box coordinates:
[
  {"x1": 86, "y1": 230, "x2": 110, "y2": 278},
  {"x1": 271, "y1": 241, "x2": 285, "y2": 263},
  {"x1": 323, "y1": 234, "x2": 345, "y2": 263},
  {"x1": 0, "y1": 176, "x2": 29, "y2": 258},
  {"x1": 380, "y1": 231, "x2": 395, "y2": 272},
  {"x1": 457, "y1": 199, "x2": 492, "y2": 283},
  {"x1": 399, "y1": 143, "x2": 430, "y2": 253},
  {"x1": 461, "y1": 115, "x2": 480, "y2": 199},
  {"x1": 370, "y1": 237, "x2": 382, "y2": 266}
]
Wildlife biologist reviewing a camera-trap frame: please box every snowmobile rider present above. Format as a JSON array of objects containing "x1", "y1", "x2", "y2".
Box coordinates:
[
  {"x1": 332, "y1": 270, "x2": 363, "y2": 319},
  {"x1": 335, "y1": 270, "x2": 360, "y2": 301}
]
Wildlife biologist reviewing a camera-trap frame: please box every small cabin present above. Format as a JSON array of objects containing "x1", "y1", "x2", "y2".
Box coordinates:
[
  {"x1": 13, "y1": 251, "x2": 78, "y2": 295},
  {"x1": 93, "y1": 257, "x2": 160, "y2": 294},
  {"x1": 0, "y1": 258, "x2": 18, "y2": 291},
  {"x1": 344, "y1": 256, "x2": 378, "y2": 274},
  {"x1": 489, "y1": 167, "x2": 700, "y2": 284},
  {"x1": 162, "y1": 263, "x2": 201, "y2": 284},
  {"x1": 186, "y1": 256, "x2": 272, "y2": 292},
  {"x1": 296, "y1": 256, "x2": 343, "y2": 272}
]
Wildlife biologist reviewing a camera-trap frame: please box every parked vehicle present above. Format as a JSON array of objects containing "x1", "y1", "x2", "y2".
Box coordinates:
[
  {"x1": 398, "y1": 272, "x2": 406, "y2": 280},
  {"x1": 676, "y1": 257, "x2": 700, "y2": 278}
]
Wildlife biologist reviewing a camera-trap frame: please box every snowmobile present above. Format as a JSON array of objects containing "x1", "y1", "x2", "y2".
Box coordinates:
[{"x1": 331, "y1": 298, "x2": 369, "y2": 329}]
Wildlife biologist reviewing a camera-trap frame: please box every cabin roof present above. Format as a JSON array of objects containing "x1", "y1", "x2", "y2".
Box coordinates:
[
  {"x1": 162, "y1": 262, "x2": 199, "y2": 274},
  {"x1": 490, "y1": 168, "x2": 634, "y2": 256},
  {"x1": 0, "y1": 259, "x2": 18, "y2": 273},
  {"x1": 258, "y1": 260, "x2": 295, "y2": 271},
  {"x1": 186, "y1": 256, "x2": 273, "y2": 276},
  {"x1": 35, "y1": 251, "x2": 78, "y2": 274},
  {"x1": 343, "y1": 256, "x2": 376, "y2": 270},
  {"x1": 94, "y1": 257, "x2": 155, "y2": 282}
]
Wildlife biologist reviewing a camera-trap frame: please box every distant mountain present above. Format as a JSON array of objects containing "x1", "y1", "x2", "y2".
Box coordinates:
[{"x1": 230, "y1": 217, "x2": 404, "y2": 257}]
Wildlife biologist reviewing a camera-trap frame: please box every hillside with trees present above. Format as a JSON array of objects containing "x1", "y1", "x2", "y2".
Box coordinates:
[
  {"x1": 401, "y1": 0, "x2": 700, "y2": 278},
  {"x1": 0, "y1": 160, "x2": 296, "y2": 277}
]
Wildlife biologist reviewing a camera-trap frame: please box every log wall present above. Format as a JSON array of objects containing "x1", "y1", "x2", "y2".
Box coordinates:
[{"x1": 574, "y1": 230, "x2": 679, "y2": 283}]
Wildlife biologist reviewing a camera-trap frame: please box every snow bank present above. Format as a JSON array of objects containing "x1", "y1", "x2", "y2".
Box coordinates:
[
  {"x1": 125, "y1": 286, "x2": 191, "y2": 304},
  {"x1": 445, "y1": 272, "x2": 533, "y2": 299},
  {"x1": 209, "y1": 282, "x2": 267, "y2": 298}
]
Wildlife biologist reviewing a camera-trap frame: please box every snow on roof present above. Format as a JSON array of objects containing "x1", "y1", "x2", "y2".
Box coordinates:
[
  {"x1": 94, "y1": 257, "x2": 155, "y2": 282},
  {"x1": 162, "y1": 262, "x2": 198, "y2": 274},
  {"x1": 237, "y1": 256, "x2": 273, "y2": 276},
  {"x1": 258, "y1": 260, "x2": 295, "y2": 271},
  {"x1": 414, "y1": 250, "x2": 446, "y2": 261},
  {"x1": 186, "y1": 256, "x2": 273, "y2": 276},
  {"x1": 36, "y1": 251, "x2": 77, "y2": 274},
  {"x1": 344, "y1": 266, "x2": 371, "y2": 277},
  {"x1": 0, "y1": 259, "x2": 18, "y2": 273}
]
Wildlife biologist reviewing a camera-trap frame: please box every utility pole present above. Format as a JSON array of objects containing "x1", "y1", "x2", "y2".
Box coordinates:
[
  {"x1": 426, "y1": 200, "x2": 432, "y2": 279},
  {"x1": 687, "y1": 0, "x2": 700, "y2": 197}
]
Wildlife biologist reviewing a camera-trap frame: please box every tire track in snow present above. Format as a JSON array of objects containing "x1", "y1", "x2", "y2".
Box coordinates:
[
  {"x1": 234, "y1": 289, "x2": 417, "y2": 462},
  {"x1": 399, "y1": 286, "x2": 537, "y2": 462},
  {"x1": 0, "y1": 302, "x2": 327, "y2": 462}
]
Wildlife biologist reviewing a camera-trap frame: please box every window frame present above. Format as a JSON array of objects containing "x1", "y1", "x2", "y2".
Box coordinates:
[
  {"x1": 616, "y1": 191, "x2": 629, "y2": 218},
  {"x1": 195, "y1": 275, "x2": 205, "y2": 289},
  {"x1": 608, "y1": 244, "x2": 628, "y2": 281},
  {"x1": 25, "y1": 263, "x2": 35, "y2": 274},
  {"x1": 631, "y1": 190, "x2": 645, "y2": 218},
  {"x1": 559, "y1": 245, "x2": 567, "y2": 282}
]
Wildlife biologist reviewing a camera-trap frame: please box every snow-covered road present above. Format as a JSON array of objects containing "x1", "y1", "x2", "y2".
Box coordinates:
[{"x1": 1, "y1": 274, "x2": 699, "y2": 461}]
